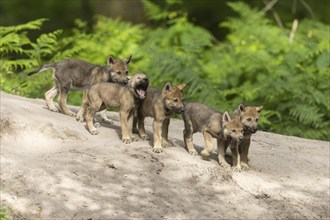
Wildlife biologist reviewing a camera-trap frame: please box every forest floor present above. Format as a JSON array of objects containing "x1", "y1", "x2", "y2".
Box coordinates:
[{"x1": 1, "y1": 91, "x2": 329, "y2": 219}]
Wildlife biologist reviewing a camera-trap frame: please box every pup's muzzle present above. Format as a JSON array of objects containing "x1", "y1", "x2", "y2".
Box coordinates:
[
  {"x1": 244, "y1": 125, "x2": 257, "y2": 134},
  {"x1": 174, "y1": 107, "x2": 184, "y2": 114},
  {"x1": 135, "y1": 77, "x2": 149, "y2": 99}
]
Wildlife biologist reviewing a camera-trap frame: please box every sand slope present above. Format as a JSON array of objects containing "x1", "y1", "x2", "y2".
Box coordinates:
[{"x1": 0, "y1": 91, "x2": 329, "y2": 219}]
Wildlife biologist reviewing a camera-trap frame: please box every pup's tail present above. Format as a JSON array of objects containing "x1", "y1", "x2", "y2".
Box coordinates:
[{"x1": 27, "y1": 63, "x2": 56, "y2": 76}]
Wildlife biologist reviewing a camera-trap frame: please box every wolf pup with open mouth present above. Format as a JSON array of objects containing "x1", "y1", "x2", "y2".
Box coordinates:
[
  {"x1": 182, "y1": 102, "x2": 244, "y2": 171},
  {"x1": 85, "y1": 73, "x2": 148, "y2": 144}
]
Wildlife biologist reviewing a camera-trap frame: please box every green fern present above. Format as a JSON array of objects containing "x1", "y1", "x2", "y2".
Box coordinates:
[{"x1": 0, "y1": 18, "x2": 48, "y2": 36}]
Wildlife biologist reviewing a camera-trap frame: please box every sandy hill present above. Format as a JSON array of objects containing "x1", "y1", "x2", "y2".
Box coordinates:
[{"x1": 0, "y1": 91, "x2": 329, "y2": 219}]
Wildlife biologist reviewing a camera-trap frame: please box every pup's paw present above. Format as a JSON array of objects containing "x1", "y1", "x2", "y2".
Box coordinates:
[
  {"x1": 200, "y1": 149, "x2": 211, "y2": 157},
  {"x1": 76, "y1": 115, "x2": 84, "y2": 123},
  {"x1": 122, "y1": 137, "x2": 133, "y2": 144},
  {"x1": 102, "y1": 117, "x2": 113, "y2": 125},
  {"x1": 232, "y1": 166, "x2": 242, "y2": 172},
  {"x1": 129, "y1": 135, "x2": 137, "y2": 142},
  {"x1": 140, "y1": 134, "x2": 150, "y2": 141},
  {"x1": 161, "y1": 141, "x2": 173, "y2": 148},
  {"x1": 218, "y1": 159, "x2": 230, "y2": 169},
  {"x1": 188, "y1": 149, "x2": 198, "y2": 156},
  {"x1": 241, "y1": 162, "x2": 250, "y2": 171},
  {"x1": 67, "y1": 111, "x2": 76, "y2": 117},
  {"x1": 89, "y1": 129, "x2": 99, "y2": 135},
  {"x1": 94, "y1": 122, "x2": 101, "y2": 128},
  {"x1": 49, "y1": 107, "x2": 59, "y2": 112},
  {"x1": 152, "y1": 147, "x2": 163, "y2": 153}
]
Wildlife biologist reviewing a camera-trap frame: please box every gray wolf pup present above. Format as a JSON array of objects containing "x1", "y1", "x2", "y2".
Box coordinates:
[
  {"x1": 182, "y1": 102, "x2": 244, "y2": 171},
  {"x1": 137, "y1": 82, "x2": 187, "y2": 153},
  {"x1": 85, "y1": 73, "x2": 148, "y2": 144},
  {"x1": 228, "y1": 104, "x2": 263, "y2": 170},
  {"x1": 28, "y1": 55, "x2": 132, "y2": 117}
]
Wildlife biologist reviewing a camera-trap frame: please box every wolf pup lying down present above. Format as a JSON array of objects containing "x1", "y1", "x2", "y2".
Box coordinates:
[
  {"x1": 182, "y1": 102, "x2": 244, "y2": 171},
  {"x1": 227, "y1": 104, "x2": 263, "y2": 170},
  {"x1": 137, "y1": 82, "x2": 187, "y2": 153},
  {"x1": 28, "y1": 55, "x2": 132, "y2": 119},
  {"x1": 85, "y1": 73, "x2": 149, "y2": 144}
]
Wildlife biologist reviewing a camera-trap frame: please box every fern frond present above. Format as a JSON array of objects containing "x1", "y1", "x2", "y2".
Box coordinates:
[
  {"x1": 0, "y1": 18, "x2": 48, "y2": 36},
  {"x1": 0, "y1": 59, "x2": 38, "y2": 72},
  {"x1": 141, "y1": 0, "x2": 169, "y2": 21}
]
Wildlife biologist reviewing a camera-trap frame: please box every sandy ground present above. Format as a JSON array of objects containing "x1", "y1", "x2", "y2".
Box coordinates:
[{"x1": 0, "y1": 91, "x2": 329, "y2": 219}]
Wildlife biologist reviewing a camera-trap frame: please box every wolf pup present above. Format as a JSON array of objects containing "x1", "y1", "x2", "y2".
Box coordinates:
[
  {"x1": 182, "y1": 102, "x2": 244, "y2": 171},
  {"x1": 137, "y1": 82, "x2": 187, "y2": 153},
  {"x1": 28, "y1": 55, "x2": 132, "y2": 117},
  {"x1": 228, "y1": 104, "x2": 263, "y2": 170},
  {"x1": 85, "y1": 73, "x2": 148, "y2": 144}
]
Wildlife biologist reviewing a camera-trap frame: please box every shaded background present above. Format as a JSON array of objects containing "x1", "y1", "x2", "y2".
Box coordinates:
[{"x1": 1, "y1": 0, "x2": 329, "y2": 40}]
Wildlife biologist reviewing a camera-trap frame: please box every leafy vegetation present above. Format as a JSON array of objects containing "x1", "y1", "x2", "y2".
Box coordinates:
[{"x1": 0, "y1": 1, "x2": 329, "y2": 141}]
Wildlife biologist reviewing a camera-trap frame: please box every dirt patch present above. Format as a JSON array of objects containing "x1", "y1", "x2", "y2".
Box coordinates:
[{"x1": 0, "y1": 117, "x2": 15, "y2": 138}]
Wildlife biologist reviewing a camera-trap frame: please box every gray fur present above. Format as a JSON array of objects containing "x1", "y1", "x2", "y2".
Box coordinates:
[{"x1": 28, "y1": 56, "x2": 132, "y2": 116}]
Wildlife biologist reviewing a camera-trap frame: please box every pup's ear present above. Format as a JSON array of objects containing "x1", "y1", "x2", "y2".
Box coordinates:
[
  {"x1": 162, "y1": 82, "x2": 172, "y2": 95},
  {"x1": 107, "y1": 55, "x2": 116, "y2": 65},
  {"x1": 177, "y1": 83, "x2": 187, "y2": 91},
  {"x1": 222, "y1": 111, "x2": 231, "y2": 123},
  {"x1": 256, "y1": 106, "x2": 263, "y2": 113},
  {"x1": 125, "y1": 55, "x2": 132, "y2": 65},
  {"x1": 238, "y1": 104, "x2": 245, "y2": 113}
]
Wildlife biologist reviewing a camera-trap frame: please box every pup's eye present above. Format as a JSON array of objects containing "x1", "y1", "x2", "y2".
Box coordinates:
[
  {"x1": 247, "y1": 118, "x2": 252, "y2": 122},
  {"x1": 173, "y1": 99, "x2": 178, "y2": 102},
  {"x1": 117, "y1": 71, "x2": 121, "y2": 75},
  {"x1": 256, "y1": 118, "x2": 259, "y2": 122},
  {"x1": 231, "y1": 129, "x2": 236, "y2": 132},
  {"x1": 125, "y1": 71, "x2": 128, "y2": 75}
]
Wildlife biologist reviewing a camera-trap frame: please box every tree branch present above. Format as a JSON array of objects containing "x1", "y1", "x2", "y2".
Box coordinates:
[
  {"x1": 262, "y1": 0, "x2": 279, "y2": 13},
  {"x1": 263, "y1": 0, "x2": 283, "y2": 28},
  {"x1": 300, "y1": 0, "x2": 316, "y2": 19},
  {"x1": 289, "y1": 19, "x2": 299, "y2": 45}
]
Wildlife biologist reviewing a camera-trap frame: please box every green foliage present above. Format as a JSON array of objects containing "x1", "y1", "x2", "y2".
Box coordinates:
[
  {"x1": 1, "y1": 1, "x2": 329, "y2": 141},
  {"x1": 212, "y1": 2, "x2": 330, "y2": 140},
  {"x1": 73, "y1": 16, "x2": 144, "y2": 65},
  {"x1": 141, "y1": 0, "x2": 185, "y2": 23},
  {"x1": 0, "y1": 207, "x2": 12, "y2": 220},
  {"x1": 0, "y1": 18, "x2": 83, "y2": 103},
  {"x1": 0, "y1": 19, "x2": 48, "y2": 72}
]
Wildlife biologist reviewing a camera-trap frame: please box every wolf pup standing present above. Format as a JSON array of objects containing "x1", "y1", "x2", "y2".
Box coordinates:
[
  {"x1": 85, "y1": 73, "x2": 148, "y2": 144},
  {"x1": 75, "y1": 56, "x2": 132, "y2": 123},
  {"x1": 229, "y1": 104, "x2": 263, "y2": 170},
  {"x1": 182, "y1": 102, "x2": 244, "y2": 171},
  {"x1": 28, "y1": 55, "x2": 132, "y2": 117},
  {"x1": 137, "y1": 82, "x2": 187, "y2": 153}
]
